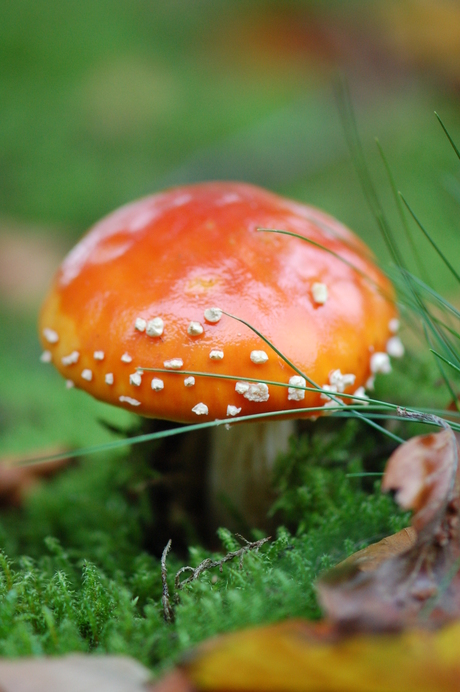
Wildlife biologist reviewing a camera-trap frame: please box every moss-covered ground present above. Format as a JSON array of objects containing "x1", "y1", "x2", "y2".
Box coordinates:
[
  {"x1": 1, "y1": 0, "x2": 460, "y2": 678},
  {"x1": 0, "y1": 400, "x2": 417, "y2": 674}
]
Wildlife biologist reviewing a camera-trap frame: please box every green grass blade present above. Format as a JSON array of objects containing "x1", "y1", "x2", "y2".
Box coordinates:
[
  {"x1": 435, "y1": 111, "x2": 460, "y2": 161},
  {"x1": 335, "y1": 78, "x2": 406, "y2": 270},
  {"x1": 12, "y1": 402, "x2": 407, "y2": 468},
  {"x1": 397, "y1": 271, "x2": 460, "y2": 320},
  {"x1": 430, "y1": 349, "x2": 460, "y2": 375},
  {"x1": 375, "y1": 138, "x2": 430, "y2": 284},
  {"x1": 424, "y1": 324, "x2": 460, "y2": 411},
  {"x1": 400, "y1": 193, "x2": 460, "y2": 285}
]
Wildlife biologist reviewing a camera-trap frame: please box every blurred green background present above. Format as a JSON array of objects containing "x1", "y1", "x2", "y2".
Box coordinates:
[{"x1": 2, "y1": 0, "x2": 460, "y2": 456}]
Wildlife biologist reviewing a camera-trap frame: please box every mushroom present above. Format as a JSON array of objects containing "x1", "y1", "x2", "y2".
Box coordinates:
[{"x1": 39, "y1": 182, "x2": 399, "y2": 529}]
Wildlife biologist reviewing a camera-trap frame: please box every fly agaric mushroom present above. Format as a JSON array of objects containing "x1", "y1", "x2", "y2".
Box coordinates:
[{"x1": 39, "y1": 182, "x2": 400, "y2": 528}]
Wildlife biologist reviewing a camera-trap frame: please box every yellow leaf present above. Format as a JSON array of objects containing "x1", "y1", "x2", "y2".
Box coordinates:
[{"x1": 177, "y1": 619, "x2": 460, "y2": 692}]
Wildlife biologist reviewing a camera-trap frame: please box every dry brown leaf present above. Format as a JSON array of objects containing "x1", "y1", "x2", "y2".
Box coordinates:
[
  {"x1": 337, "y1": 526, "x2": 417, "y2": 573},
  {"x1": 154, "y1": 619, "x2": 460, "y2": 692},
  {"x1": 152, "y1": 425, "x2": 460, "y2": 692},
  {"x1": 0, "y1": 654, "x2": 151, "y2": 692},
  {"x1": 0, "y1": 225, "x2": 66, "y2": 309},
  {"x1": 0, "y1": 447, "x2": 71, "y2": 507},
  {"x1": 318, "y1": 426, "x2": 460, "y2": 631},
  {"x1": 382, "y1": 429, "x2": 457, "y2": 536},
  {"x1": 18, "y1": 427, "x2": 455, "y2": 692}
]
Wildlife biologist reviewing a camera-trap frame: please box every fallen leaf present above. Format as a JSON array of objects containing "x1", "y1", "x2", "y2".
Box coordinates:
[
  {"x1": 337, "y1": 526, "x2": 417, "y2": 573},
  {"x1": 382, "y1": 429, "x2": 457, "y2": 537},
  {"x1": 154, "y1": 619, "x2": 460, "y2": 692},
  {"x1": 0, "y1": 654, "x2": 151, "y2": 692},
  {"x1": 318, "y1": 427, "x2": 460, "y2": 631},
  {"x1": 0, "y1": 447, "x2": 72, "y2": 507},
  {"x1": 152, "y1": 426, "x2": 460, "y2": 691},
  {"x1": 0, "y1": 224, "x2": 66, "y2": 309}
]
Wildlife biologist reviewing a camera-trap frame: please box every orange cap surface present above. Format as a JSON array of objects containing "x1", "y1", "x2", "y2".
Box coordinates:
[{"x1": 39, "y1": 182, "x2": 398, "y2": 422}]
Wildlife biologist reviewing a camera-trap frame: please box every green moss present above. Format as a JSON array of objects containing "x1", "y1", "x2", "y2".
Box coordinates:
[
  {"x1": 0, "y1": 412, "x2": 410, "y2": 673},
  {"x1": 271, "y1": 419, "x2": 409, "y2": 541},
  {"x1": 0, "y1": 0, "x2": 452, "y2": 673}
]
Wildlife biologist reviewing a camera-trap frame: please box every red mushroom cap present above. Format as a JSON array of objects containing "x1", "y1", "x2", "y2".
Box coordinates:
[{"x1": 39, "y1": 182, "x2": 398, "y2": 422}]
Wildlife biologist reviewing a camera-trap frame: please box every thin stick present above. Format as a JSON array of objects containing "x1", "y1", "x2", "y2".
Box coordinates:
[
  {"x1": 396, "y1": 406, "x2": 450, "y2": 431},
  {"x1": 174, "y1": 536, "x2": 271, "y2": 591},
  {"x1": 161, "y1": 539, "x2": 174, "y2": 623}
]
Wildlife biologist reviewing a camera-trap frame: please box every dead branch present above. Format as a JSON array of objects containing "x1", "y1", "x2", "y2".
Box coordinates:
[
  {"x1": 161, "y1": 539, "x2": 174, "y2": 624},
  {"x1": 174, "y1": 536, "x2": 271, "y2": 591},
  {"x1": 396, "y1": 406, "x2": 450, "y2": 430},
  {"x1": 160, "y1": 535, "x2": 271, "y2": 622}
]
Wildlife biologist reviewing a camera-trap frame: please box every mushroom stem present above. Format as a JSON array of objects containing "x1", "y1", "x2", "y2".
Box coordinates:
[{"x1": 208, "y1": 419, "x2": 296, "y2": 529}]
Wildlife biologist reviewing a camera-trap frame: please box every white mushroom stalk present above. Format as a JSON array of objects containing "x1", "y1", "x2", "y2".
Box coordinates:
[{"x1": 209, "y1": 418, "x2": 296, "y2": 528}]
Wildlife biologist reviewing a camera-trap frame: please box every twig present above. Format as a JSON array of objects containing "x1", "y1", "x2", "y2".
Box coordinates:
[
  {"x1": 160, "y1": 535, "x2": 271, "y2": 621},
  {"x1": 396, "y1": 406, "x2": 450, "y2": 431},
  {"x1": 174, "y1": 536, "x2": 271, "y2": 591},
  {"x1": 161, "y1": 539, "x2": 174, "y2": 624}
]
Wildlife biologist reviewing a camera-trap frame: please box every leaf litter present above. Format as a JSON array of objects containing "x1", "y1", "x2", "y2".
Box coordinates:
[
  {"x1": 0, "y1": 654, "x2": 152, "y2": 692},
  {"x1": 5, "y1": 410, "x2": 458, "y2": 691},
  {"x1": 154, "y1": 620, "x2": 460, "y2": 692},
  {"x1": 0, "y1": 447, "x2": 72, "y2": 507},
  {"x1": 150, "y1": 413, "x2": 460, "y2": 691},
  {"x1": 318, "y1": 411, "x2": 460, "y2": 631}
]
